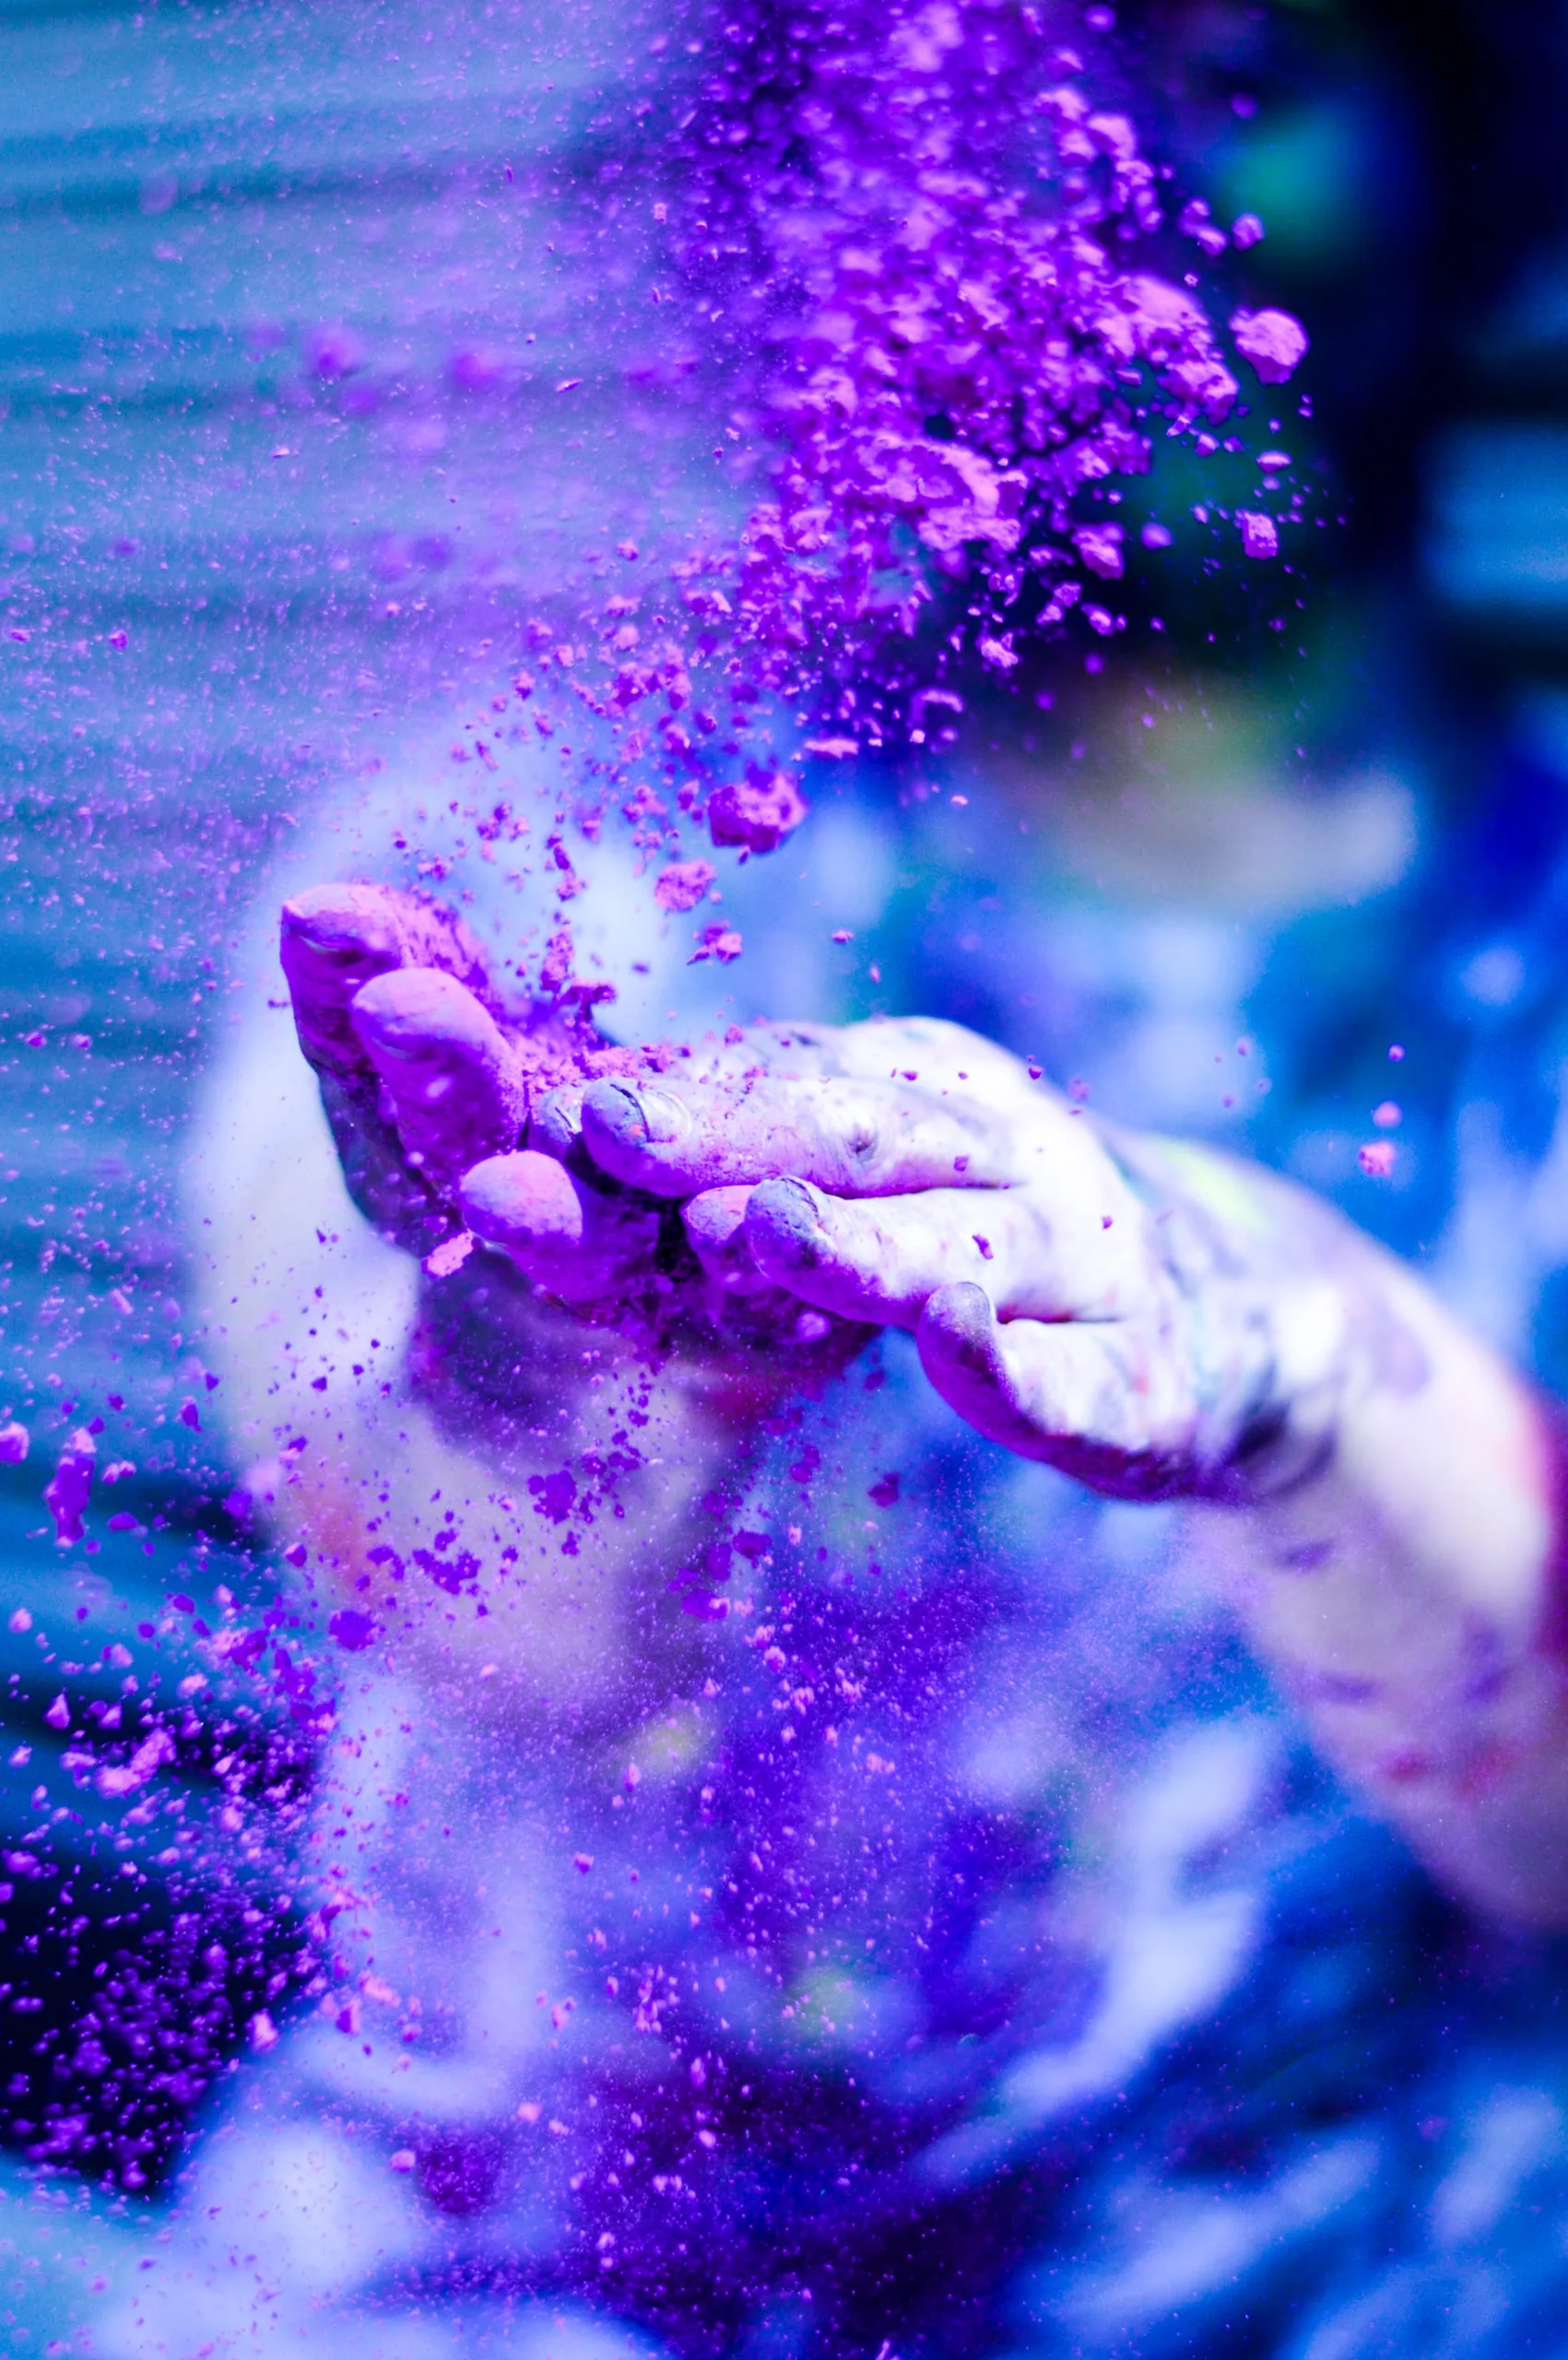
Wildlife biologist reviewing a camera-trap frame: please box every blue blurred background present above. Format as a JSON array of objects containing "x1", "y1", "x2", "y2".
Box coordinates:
[{"x1": 6, "y1": 0, "x2": 1568, "y2": 2352}]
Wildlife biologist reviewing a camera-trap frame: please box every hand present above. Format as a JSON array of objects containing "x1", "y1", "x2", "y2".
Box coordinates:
[
  {"x1": 277, "y1": 883, "x2": 874, "y2": 1410},
  {"x1": 275, "y1": 903, "x2": 1568, "y2": 1929},
  {"x1": 556, "y1": 1023, "x2": 1291, "y2": 1500},
  {"x1": 280, "y1": 883, "x2": 1349, "y2": 1494}
]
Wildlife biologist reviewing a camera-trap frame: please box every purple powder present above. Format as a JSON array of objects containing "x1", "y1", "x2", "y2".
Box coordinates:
[
  {"x1": 707, "y1": 768, "x2": 809, "y2": 856},
  {"x1": 1230, "y1": 305, "x2": 1310, "y2": 386},
  {"x1": 1238, "y1": 511, "x2": 1279, "y2": 560},
  {"x1": 43, "y1": 1429, "x2": 94, "y2": 1545}
]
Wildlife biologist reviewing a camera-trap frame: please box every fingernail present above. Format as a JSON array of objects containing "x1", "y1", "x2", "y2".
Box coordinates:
[
  {"x1": 919, "y1": 1280, "x2": 996, "y2": 1363},
  {"x1": 746, "y1": 1176, "x2": 828, "y2": 1272},
  {"x1": 586, "y1": 1080, "x2": 688, "y2": 1150},
  {"x1": 282, "y1": 882, "x2": 399, "y2": 956},
  {"x1": 528, "y1": 1086, "x2": 585, "y2": 1164},
  {"x1": 282, "y1": 887, "x2": 500, "y2": 1022},
  {"x1": 631, "y1": 1086, "x2": 689, "y2": 1146}
]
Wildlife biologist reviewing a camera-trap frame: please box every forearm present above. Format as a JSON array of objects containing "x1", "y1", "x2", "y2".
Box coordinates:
[{"x1": 1155, "y1": 1141, "x2": 1568, "y2": 1922}]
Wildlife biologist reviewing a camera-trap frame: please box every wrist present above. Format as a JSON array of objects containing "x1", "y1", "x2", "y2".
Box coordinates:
[{"x1": 1100, "y1": 1124, "x2": 1361, "y2": 1504}]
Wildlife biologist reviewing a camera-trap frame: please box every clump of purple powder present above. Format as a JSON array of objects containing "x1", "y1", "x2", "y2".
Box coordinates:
[{"x1": 485, "y1": 0, "x2": 1306, "y2": 945}]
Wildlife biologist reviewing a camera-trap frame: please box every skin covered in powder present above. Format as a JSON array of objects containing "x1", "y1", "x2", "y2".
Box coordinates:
[
  {"x1": 402, "y1": 10, "x2": 1311, "y2": 931},
  {"x1": 278, "y1": 881, "x2": 668, "y2": 1255},
  {"x1": 277, "y1": 880, "x2": 1568, "y2": 1927}
]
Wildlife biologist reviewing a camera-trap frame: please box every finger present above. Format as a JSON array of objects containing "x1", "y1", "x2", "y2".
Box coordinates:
[
  {"x1": 526, "y1": 1024, "x2": 843, "y2": 1171},
  {"x1": 350, "y1": 968, "x2": 526, "y2": 1190},
  {"x1": 578, "y1": 1072, "x2": 1021, "y2": 1198},
  {"x1": 526, "y1": 1080, "x2": 595, "y2": 1174},
  {"x1": 915, "y1": 1282, "x2": 1198, "y2": 1500},
  {"x1": 279, "y1": 882, "x2": 500, "y2": 1078},
  {"x1": 682, "y1": 1186, "x2": 772, "y2": 1297},
  {"x1": 743, "y1": 1180, "x2": 1146, "y2": 1328},
  {"x1": 316, "y1": 1068, "x2": 449, "y2": 1254},
  {"x1": 535, "y1": 1016, "x2": 1046, "y2": 1181},
  {"x1": 460, "y1": 1150, "x2": 665, "y2": 1302}
]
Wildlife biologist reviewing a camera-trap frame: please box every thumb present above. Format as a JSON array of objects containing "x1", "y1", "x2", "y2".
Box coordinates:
[{"x1": 915, "y1": 1281, "x2": 1200, "y2": 1500}]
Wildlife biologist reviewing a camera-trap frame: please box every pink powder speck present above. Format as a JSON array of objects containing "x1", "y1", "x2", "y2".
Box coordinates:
[
  {"x1": 654, "y1": 859, "x2": 717, "y2": 913},
  {"x1": 424, "y1": 1232, "x2": 474, "y2": 1279},
  {"x1": 708, "y1": 767, "x2": 808, "y2": 856},
  {"x1": 1072, "y1": 524, "x2": 1125, "y2": 581},
  {"x1": 689, "y1": 924, "x2": 745, "y2": 966},
  {"x1": 1230, "y1": 306, "x2": 1309, "y2": 385},
  {"x1": 44, "y1": 1430, "x2": 94, "y2": 1544},
  {"x1": 328, "y1": 1609, "x2": 378, "y2": 1652}
]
